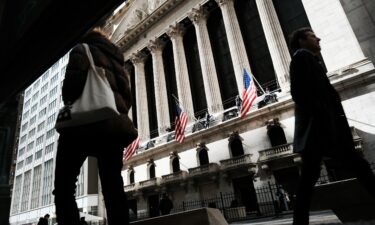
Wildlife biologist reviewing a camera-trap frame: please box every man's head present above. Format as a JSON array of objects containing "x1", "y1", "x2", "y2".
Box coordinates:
[
  {"x1": 290, "y1": 27, "x2": 321, "y2": 54},
  {"x1": 44, "y1": 214, "x2": 50, "y2": 219}
]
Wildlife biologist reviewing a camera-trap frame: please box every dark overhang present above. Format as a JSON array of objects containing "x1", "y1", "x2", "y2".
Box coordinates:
[{"x1": 0, "y1": 0, "x2": 125, "y2": 106}]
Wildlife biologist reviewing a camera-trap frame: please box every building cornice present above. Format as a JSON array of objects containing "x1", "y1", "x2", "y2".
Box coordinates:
[{"x1": 116, "y1": 0, "x2": 185, "y2": 51}]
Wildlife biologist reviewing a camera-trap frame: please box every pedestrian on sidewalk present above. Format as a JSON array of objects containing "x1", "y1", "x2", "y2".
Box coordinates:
[
  {"x1": 289, "y1": 27, "x2": 375, "y2": 225},
  {"x1": 52, "y1": 16, "x2": 137, "y2": 225}
]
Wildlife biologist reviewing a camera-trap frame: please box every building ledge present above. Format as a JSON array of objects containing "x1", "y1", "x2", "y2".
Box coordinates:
[{"x1": 220, "y1": 154, "x2": 255, "y2": 171}]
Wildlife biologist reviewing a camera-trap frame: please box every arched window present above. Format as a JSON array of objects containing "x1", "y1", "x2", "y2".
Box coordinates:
[
  {"x1": 172, "y1": 157, "x2": 180, "y2": 173},
  {"x1": 230, "y1": 138, "x2": 244, "y2": 157},
  {"x1": 149, "y1": 164, "x2": 156, "y2": 179},
  {"x1": 198, "y1": 148, "x2": 209, "y2": 166},
  {"x1": 266, "y1": 119, "x2": 287, "y2": 147},
  {"x1": 228, "y1": 131, "x2": 245, "y2": 157},
  {"x1": 129, "y1": 170, "x2": 135, "y2": 184}
]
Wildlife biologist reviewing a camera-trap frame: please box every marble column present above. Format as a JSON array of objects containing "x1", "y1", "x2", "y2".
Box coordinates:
[
  {"x1": 130, "y1": 51, "x2": 150, "y2": 140},
  {"x1": 188, "y1": 6, "x2": 224, "y2": 114},
  {"x1": 147, "y1": 38, "x2": 171, "y2": 134},
  {"x1": 255, "y1": 0, "x2": 291, "y2": 93},
  {"x1": 216, "y1": 0, "x2": 253, "y2": 95},
  {"x1": 124, "y1": 63, "x2": 134, "y2": 121},
  {"x1": 166, "y1": 23, "x2": 195, "y2": 122}
]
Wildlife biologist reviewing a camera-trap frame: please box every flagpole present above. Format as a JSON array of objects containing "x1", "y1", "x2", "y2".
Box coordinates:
[
  {"x1": 250, "y1": 72, "x2": 266, "y2": 95},
  {"x1": 243, "y1": 68, "x2": 266, "y2": 95},
  {"x1": 171, "y1": 94, "x2": 179, "y2": 104}
]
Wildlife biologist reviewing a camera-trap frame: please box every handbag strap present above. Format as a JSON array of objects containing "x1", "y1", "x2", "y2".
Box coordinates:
[{"x1": 82, "y1": 43, "x2": 98, "y2": 74}]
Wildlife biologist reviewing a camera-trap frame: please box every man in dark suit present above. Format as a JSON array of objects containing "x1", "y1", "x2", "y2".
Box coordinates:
[{"x1": 289, "y1": 27, "x2": 375, "y2": 225}]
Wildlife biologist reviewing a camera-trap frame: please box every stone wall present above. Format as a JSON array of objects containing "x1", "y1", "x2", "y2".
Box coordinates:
[{"x1": 340, "y1": 0, "x2": 375, "y2": 64}]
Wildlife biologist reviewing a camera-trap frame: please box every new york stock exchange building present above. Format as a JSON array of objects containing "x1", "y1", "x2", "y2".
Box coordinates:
[{"x1": 100, "y1": 0, "x2": 375, "y2": 221}]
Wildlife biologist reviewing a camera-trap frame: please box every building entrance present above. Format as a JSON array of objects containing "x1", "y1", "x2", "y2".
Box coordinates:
[
  {"x1": 148, "y1": 194, "x2": 160, "y2": 217},
  {"x1": 232, "y1": 176, "x2": 259, "y2": 213}
]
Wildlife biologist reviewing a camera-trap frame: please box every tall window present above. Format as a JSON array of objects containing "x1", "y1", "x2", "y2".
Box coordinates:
[
  {"x1": 20, "y1": 170, "x2": 32, "y2": 211},
  {"x1": 172, "y1": 157, "x2": 180, "y2": 173},
  {"x1": 207, "y1": 3, "x2": 238, "y2": 109},
  {"x1": 266, "y1": 119, "x2": 287, "y2": 147},
  {"x1": 198, "y1": 148, "x2": 209, "y2": 166},
  {"x1": 149, "y1": 163, "x2": 156, "y2": 179},
  {"x1": 183, "y1": 20, "x2": 207, "y2": 118},
  {"x1": 11, "y1": 175, "x2": 22, "y2": 214},
  {"x1": 144, "y1": 53, "x2": 158, "y2": 138},
  {"x1": 235, "y1": 0, "x2": 277, "y2": 91},
  {"x1": 30, "y1": 165, "x2": 42, "y2": 209},
  {"x1": 229, "y1": 138, "x2": 245, "y2": 157},
  {"x1": 272, "y1": 0, "x2": 311, "y2": 55},
  {"x1": 162, "y1": 38, "x2": 178, "y2": 128},
  {"x1": 129, "y1": 170, "x2": 135, "y2": 184},
  {"x1": 41, "y1": 159, "x2": 54, "y2": 206}
]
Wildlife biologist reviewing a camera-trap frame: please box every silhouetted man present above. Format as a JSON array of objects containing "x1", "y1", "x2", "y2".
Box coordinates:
[
  {"x1": 289, "y1": 27, "x2": 375, "y2": 225},
  {"x1": 37, "y1": 214, "x2": 50, "y2": 225}
]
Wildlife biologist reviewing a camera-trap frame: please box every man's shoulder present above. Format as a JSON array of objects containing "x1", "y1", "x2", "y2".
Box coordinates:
[
  {"x1": 291, "y1": 49, "x2": 315, "y2": 66},
  {"x1": 292, "y1": 49, "x2": 314, "y2": 60}
]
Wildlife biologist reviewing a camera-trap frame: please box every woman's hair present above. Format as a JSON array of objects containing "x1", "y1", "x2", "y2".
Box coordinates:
[{"x1": 289, "y1": 27, "x2": 313, "y2": 53}]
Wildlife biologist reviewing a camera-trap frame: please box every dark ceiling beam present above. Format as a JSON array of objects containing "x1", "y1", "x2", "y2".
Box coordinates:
[{"x1": 0, "y1": 0, "x2": 125, "y2": 106}]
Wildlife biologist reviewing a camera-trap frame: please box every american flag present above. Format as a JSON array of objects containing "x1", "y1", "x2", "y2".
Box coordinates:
[
  {"x1": 240, "y1": 68, "x2": 257, "y2": 118},
  {"x1": 123, "y1": 136, "x2": 140, "y2": 161},
  {"x1": 175, "y1": 102, "x2": 188, "y2": 143}
]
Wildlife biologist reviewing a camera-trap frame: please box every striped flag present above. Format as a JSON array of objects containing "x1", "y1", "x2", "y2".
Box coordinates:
[
  {"x1": 175, "y1": 102, "x2": 188, "y2": 143},
  {"x1": 123, "y1": 136, "x2": 140, "y2": 161},
  {"x1": 240, "y1": 68, "x2": 257, "y2": 118}
]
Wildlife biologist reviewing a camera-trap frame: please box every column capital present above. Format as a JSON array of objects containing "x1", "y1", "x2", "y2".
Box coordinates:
[
  {"x1": 215, "y1": 0, "x2": 234, "y2": 7},
  {"x1": 166, "y1": 23, "x2": 186, "y2": 39},
  {"x1": 130, "y1": 51, "x2": 148, "y2": 65},
  {"x1": 188, "y1": 6, "x2": 209, "y2": 25},
  {"x1": 147, "y1": 38, "x2": 166, "y2": 54}
]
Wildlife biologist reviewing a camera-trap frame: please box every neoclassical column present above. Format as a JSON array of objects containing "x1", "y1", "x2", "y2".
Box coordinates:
[
  {"x1": 216, "y1": 0, "x2": 253, "y2": 95},
  {"x1": 256, "y1": 0, "x2": 291, "y2": 93},
  {"x1": 188, "y1": 6, "x2": 224, "y2": 114},
  {"x1": 166, "y1": 23, "x2": 195, "y2": 121},
  {"x1": 147, "y1": 38, "x2": 171, "y2": 134},
  {"x1": 130, "y1": 51, "x2": 150, "y2": 140},
  {"x1": 124, "y1": 63, "x2": 134, "y2": 121}
]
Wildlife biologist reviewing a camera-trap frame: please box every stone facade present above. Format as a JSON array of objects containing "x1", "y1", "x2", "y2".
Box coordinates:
[{"x1": 108, "y1": 0, "x2": 375, "y2": 219}]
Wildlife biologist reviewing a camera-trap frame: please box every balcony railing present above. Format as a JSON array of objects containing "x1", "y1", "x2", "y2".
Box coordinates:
[
  {"x1": 220, "y1": 154, "x2": 253, "y2": 170},
  {"x1": 124, "y1": 183, "x2": 136, "y2": 192},
  {"x1": 138, "y1": 177, "x2": 160, "y2": 189},
  {"x1": 161, "y1": 171, "x2": 188, "y2": 184},
  {"x1": 259, "y1": 137, "x2": 363, "y2": 162},
  {"x1": 188, "y1": 163, "x2": 219, "y2": 177},
  {"x1": 258, "y1": 143, "x2": 294, "y2": 162},
  {"x1": 133, "y1": 93, "x2": 278, "y2": 156}
]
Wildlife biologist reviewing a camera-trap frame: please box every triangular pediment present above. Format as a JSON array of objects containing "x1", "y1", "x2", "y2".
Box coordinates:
[{"x1": 112, "y1": 0, "x2": 167, "y2": 42}]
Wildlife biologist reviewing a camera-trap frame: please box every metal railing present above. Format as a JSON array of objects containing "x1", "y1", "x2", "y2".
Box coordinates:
[
  {"x1": 130, "y1": 182, "x2": 290, "y2": 223},
  {"x1": 132, "y1": 92, "x2": 281, "y2": 157},
  {"x1": 129, "y1": 163, "x2": 375, "y2": 223}
]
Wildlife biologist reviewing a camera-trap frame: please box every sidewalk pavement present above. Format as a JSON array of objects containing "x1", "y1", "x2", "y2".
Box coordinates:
[{"x1": 229, "y1": 210, "x2": 375, "y2": 225}]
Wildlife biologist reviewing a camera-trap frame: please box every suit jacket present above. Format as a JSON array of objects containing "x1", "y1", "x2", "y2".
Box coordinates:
[{"x1": 290, "y1": 49, "x2": 353, "y2": 154}]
